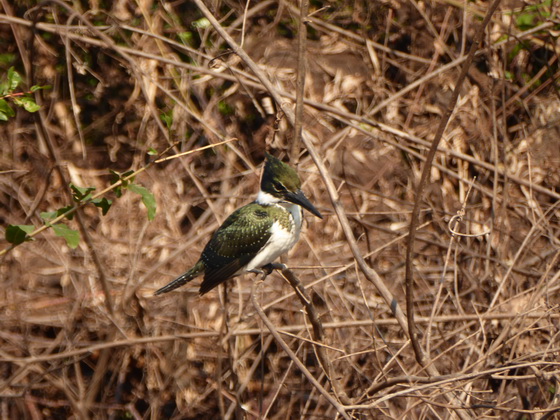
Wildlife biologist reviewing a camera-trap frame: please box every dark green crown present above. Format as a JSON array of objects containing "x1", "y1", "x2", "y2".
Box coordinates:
[{"x1": 261, "y1": 153, "x2": 301, "y2": 197}]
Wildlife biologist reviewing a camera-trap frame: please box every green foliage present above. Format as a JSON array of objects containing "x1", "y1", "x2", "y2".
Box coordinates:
[
  {"x1": 40, "y1": 206, "x2": 74, "y2": 222},
  {"x1": 6, "y1": 184, "x2": 109, "y2": 249},
  {"x1": 69, "y1": 183, "x2": 113, "y2": 215},
  {"x1": 0, "y1": 99, "x2": 15, "y2": 121},
  {"x1": 4, "y1": 174, "x2": 154, "y2": 250},
  {"x1": 218, "y1": 100, "x2": 234, "y2": 116},
  {"x1": 516, "y1": 12, "x2": 537, "y2": 29},
  {"x1": 192, "y1": 18, "x2": 210, "y2": 29},
  {"x1": 109, "y1": 169, "x2": 135, "y2": 197},
  {"x1": 1, "y1": 67, "x2": 22, "y2": 92},
  {"x1": 38, "y1": 206, "x2": 80, "y2": 249},
  {"x1": 30, "y1": 85, "x2": 51, "y2": 92},
  {"x1": 509, "y1": 0, "x2": 552, "y2": 31},
  {"x1": 127, "y1": 184, "x2": 157, "y2": 221},
  {"x1": 0, "y1": 53, "x2": 16, "y2": 66},
  {"x1": 178, "y1": 31, "x2": 194, "y2": 46},
  {"x1": 71, "y1": 184, "x2": 96, "y2": 202},
  {"x1": 0, "y1": 67, "x2": 47, "y2": 120},
  {"x1": 93, "y1": 197, "x2": 112, "y2": 215},
  {"x1": 52, "y1": 224, "x2": 80, "y2": 249},
  {"x1": 109, "y1": 170, "x2": 156, "y2": 220},
  {"x1": 504, "y1": 0, "x2": 557, "y2": 86},
  {"x1": 12, "y1": 96, "x2": 40, "y2": 112},
  {"x1": 5, "y1": 225, "x2": 35, "y2": 245},
  {"x1": 160, "y1": 109, "x2": 173, "y2": 129}
]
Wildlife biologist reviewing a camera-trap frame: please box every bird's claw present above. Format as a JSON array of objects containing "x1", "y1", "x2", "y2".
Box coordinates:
[
  {"x1": 248, "y1": 268, "x2": 266, "y2": 280},
  {"x1": 249, "y1": 263, "x2": 287, "y2": 280},
  {"x1": 267, "y1": 263, "x2": 287, "y2": 272}
]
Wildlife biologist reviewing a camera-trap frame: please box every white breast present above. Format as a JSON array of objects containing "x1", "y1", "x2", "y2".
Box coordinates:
[{"x1": 245, "y1": 203, "x2": 303, "y2": 271}]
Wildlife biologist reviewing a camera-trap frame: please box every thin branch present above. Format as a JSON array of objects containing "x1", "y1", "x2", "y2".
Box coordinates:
[
  {"x1": 291, "y1": 0, "x2": 309, "y2": 164},
  {"x1": 278, "y1": 266, "x2": 352, "y2": 404},
  {"x1": 1, "y1": 309, "x2": 557, "y2": 365},
  {"x1": 250, "y1": 281, "x2": 351, "y2": 420},
  {"x1": 2, "y1": 14, "x2": 559, "y2": 202},
  {"x1": 404, "y1": 0, "x2": 502, "y2": 369},
  {"x1": 0, "y1": 138, "x2": 237, "y2": 257}
]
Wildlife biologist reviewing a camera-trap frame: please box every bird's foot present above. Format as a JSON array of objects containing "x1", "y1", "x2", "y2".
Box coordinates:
[
  {"x1": 249, "y1": 263, "x2": 287, "y2": 280},
  {"x1": 266, "y1": 263, "x2": 287, "y2": 272},
  {"x1": 248, "y1": 268, "x2": 266, "y2": 280}
]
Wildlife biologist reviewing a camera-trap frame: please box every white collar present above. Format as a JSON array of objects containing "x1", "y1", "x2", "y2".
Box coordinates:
[{"x1": 256, "y1": 190, "x2": 280, "y2": 205}]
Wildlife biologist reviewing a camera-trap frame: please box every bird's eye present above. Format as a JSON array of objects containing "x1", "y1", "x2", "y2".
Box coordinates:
[{"x1": 273, "y1": 181, "x2": 286, "y2": 192}]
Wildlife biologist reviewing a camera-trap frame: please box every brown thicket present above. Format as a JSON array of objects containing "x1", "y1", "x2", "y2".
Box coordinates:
[{"x1": 1, "y1": 1, "x2": 559, "y2": 419}]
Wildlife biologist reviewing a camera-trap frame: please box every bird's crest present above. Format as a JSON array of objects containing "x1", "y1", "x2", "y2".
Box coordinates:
[{"x1": 261, "y1": 152, "x2": 301, "y2": 198}]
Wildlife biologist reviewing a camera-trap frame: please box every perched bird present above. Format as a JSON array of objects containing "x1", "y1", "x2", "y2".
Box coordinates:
[{"x1": 154, "y1": 152, "x2": 323, "y2": 296}]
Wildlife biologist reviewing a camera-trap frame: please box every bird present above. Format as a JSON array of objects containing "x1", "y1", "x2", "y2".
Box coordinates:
[{"x1": 154, "y1": 152, "x2": 323, "y2": 296}]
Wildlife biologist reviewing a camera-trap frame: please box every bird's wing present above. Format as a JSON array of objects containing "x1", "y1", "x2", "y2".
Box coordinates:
[{"x1": 199, "y1": 203, "x2": 274, "y2": 294}]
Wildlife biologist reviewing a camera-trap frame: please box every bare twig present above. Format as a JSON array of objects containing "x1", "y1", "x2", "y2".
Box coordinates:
[
  {"x1": 278, "y1": 266, "x2": 352, "y2": 404},
  {"x1": 2, "y1": 13, "x2": 559, "y2": 203},
  {"x1": 404, "y1": 0, "x2": 502, "y2": 369},
  {"x1": 250, "y1": 281, "x2": 351, "y2": 420},
  {"x1": 0, "y1": 138, "x2": 237, "y2": 258},
  {"x1": 1, "y1": 310, "x2": 558, "y2": 365},
  {"x1": 426, "y1": 178, "x2": 482, "y2": 356},
  {"x1": 290, "y1": 0, "x2": 309, "y2": 164}
]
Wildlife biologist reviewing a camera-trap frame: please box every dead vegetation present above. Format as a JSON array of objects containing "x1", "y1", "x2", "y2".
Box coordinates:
[{"x1": 1, "y1": 0, "x2": 560, "y2": 419}]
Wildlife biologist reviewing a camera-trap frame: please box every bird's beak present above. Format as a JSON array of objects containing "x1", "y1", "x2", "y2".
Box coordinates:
[{"x1": 285, "y1": 190, "x2": 323, "y2": 219}]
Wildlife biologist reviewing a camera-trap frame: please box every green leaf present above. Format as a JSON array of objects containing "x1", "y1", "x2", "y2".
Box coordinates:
[
  {"x1": 13, "y1": 96, "x2": 40, "y2": 113},
  {"x1": 108, "y1": 169, "x2": 118, "y2": 179},
  {"x1": 40, "y1": 205, "x2": 75, "y2": 222},
  {"x1": 516, "y1": 12, "x2": 536, "y2": 29},
  {"x1": 58, "y1": 205, "x2": 75, "y2": 220},
  {"x1": 7, "y1": 67, "x2": 22, "y2": 92},
  {"x1": 92, "y1": 197, "x2": 112, "y2": 215},
  {"x1": 0, "y1": 77, "x2": 7, "y2": 96},
  {"x1": 40, "y1": 211, "x2": 58, "y2": 222},
  {"x1": 70, "y1": 183, "x2": 96, "y2": 202},
  {"x1": 5, "y1": 224, "x2": 35, "y2": 245},
  {"x1": 109, "y1": 169, "x2": 122, "y2": 196},
  {"x1": 30, "y1": 84, "x2": 52, "y2": 92},
  {"x1": 109, "y1": 169, "x2": 134, "y2": 185},
  {"x1": 0, "y1": 53, "x2": 16, "y2": 66},
  {"x1": 147, "y1": 148, "x2": 158, "y2": 156},
  {"x1": 128, "y1": 183, "x2": 157, "y2": 221},
  {"x1": 109, "y1": 169, "x2": 135, "y2": 196},
  {"x1": 0, "y1": 99, "x2": 14, "y2": 119},
  {"x1": 160, "y1": 110, "x2": 173, "y2": 129},
  {"x1": 178, "y1": 31, "x2": 194, "y2": 45},
  {"x1": 218, "y1": 100, "x2": 234, "y2": 116},
  {"x1": 52, "y1": 224, "x2": 80, "y2": 249},
  {"x1": 192, "y1": 17, "x2": 210, "y2": 29}
]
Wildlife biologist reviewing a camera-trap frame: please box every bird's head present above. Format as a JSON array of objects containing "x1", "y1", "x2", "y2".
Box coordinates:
[{"x1": 258, "y1": 152, "x2": 323, "y2": 219}]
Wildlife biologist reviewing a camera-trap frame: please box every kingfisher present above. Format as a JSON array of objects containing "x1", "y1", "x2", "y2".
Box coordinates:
[{"x1": 154, "y1": 152, "x2": 323, "y2": 296}]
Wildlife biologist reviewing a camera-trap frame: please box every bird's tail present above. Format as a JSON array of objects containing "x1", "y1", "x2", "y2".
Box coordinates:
[{"x1": 154, "y1": 260, "x2": 205, "y2": 295}]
